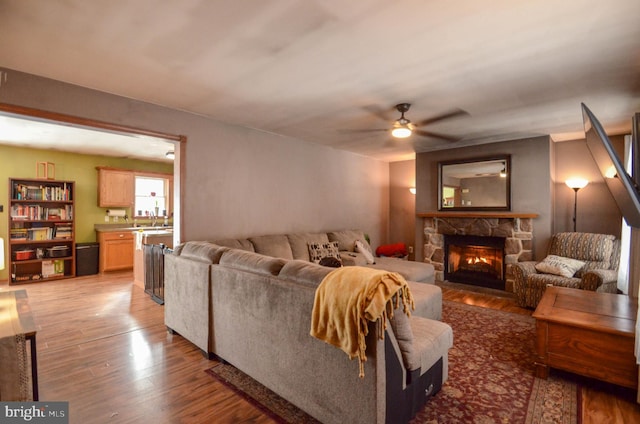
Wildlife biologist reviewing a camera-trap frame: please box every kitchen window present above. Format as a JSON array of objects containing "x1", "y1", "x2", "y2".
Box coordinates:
[{"x1": 134, "y1": 176, "x2": 169, "y2": 217}]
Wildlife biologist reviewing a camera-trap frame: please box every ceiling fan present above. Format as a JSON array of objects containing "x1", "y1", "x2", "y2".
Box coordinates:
[{"x1": 346, "y1": 103, "x2": 468, "y2": 142}]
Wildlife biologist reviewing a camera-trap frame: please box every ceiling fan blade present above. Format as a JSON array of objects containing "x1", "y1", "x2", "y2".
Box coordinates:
[
  {"x1": 362, "y1": 104, "x2": 396, "y2": 122},
  {"x1": 414, "y1": 108, "x2": 469, "y2": 127},
  {"x1": 337, "y1": 128, "x2": 389, "y2": 134},
  {"x1": 414, "y1": 129, "x2": 461, "y2": 142}
]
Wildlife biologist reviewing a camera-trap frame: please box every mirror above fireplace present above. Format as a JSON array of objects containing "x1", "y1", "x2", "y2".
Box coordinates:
[{"x1": 438, "y1": 155, "x2": 511, "y2": 211}]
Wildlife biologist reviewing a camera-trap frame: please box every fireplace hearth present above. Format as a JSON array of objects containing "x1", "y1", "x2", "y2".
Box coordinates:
[{"x1": 444, "y1": 234, "x2": 506, "y2": 290}]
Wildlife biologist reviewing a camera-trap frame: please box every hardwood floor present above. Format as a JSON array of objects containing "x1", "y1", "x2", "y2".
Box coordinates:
[{"x1": 1, "y1": 274, "x2": 638, "y2": 423}]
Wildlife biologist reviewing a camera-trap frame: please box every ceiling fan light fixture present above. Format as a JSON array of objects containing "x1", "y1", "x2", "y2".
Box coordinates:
[{"x1": 391, "y1": 125, "x2": 412, "y2": 138}]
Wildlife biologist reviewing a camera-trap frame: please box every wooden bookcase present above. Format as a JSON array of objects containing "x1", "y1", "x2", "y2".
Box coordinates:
[{"x1": 8, "y1": 178, "x2": 76, "y2": 284}]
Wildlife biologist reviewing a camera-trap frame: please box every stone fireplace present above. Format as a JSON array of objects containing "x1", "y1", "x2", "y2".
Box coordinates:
[
  {"x1": 418, "y1": 212, "x2": 537, "y2": 292},
  {"x1": 444, "y1": 234, "x2": 505, "y2": 290}
]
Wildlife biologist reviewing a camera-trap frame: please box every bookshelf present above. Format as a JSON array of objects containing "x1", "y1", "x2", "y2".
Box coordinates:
[{"x1": 8, "y1": 178, "x2": 75, "y2": 284}]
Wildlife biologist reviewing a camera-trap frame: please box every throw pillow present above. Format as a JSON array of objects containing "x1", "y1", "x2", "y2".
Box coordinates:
[
  {"x1": 535, "y1": 255, "x2": 586, "y2": 278},
  {"x1": 308, "y1": 241, "x2": 340, "y2": 264},
  {"x1": 319, "y1": 256, "x2": 342, "y2": 268},
  {"x1": 355, "y1": 239, "x2": 376, "y2": 264}
]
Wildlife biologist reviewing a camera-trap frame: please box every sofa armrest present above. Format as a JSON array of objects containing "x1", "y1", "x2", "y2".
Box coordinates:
[
  {"x1": 512, "y1": 261, "x2": 538, "y2": 277},
  {"x1": 582, "y1": 269, "x2": 619, "y2": 292},
  {"x1": 164, "y1": 254, "x2": 212, "y2": 353},
  {"x1": 512, "y1": 261, "x2": 539, "y2": 308}
]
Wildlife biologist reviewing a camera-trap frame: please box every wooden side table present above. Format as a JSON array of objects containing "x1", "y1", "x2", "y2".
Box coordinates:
[
  {"x1": 0, "y1": 289, "x2": 39, "y2": 400},
  {"x1": 532, "y1": 286, "x2": 638, "y2": 390}
]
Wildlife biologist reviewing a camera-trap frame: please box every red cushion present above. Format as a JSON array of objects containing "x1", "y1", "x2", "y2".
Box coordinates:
[{"x1": 376, "y1": 243, "x2": 408, "y2": 257}]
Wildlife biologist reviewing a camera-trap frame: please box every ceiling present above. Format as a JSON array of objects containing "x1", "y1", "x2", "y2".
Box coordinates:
[{"x1": 0, "y1": 0, "x2": 639, "y2": 163}]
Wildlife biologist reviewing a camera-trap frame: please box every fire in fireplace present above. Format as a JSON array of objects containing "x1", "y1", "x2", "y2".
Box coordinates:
[{"x1": 444, "y1": 234, "x2": 506, "y2": 290}]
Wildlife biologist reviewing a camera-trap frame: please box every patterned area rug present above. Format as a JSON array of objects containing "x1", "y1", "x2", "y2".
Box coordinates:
[
  {"x1": 206, "y1": 362, "x2": 321, "y2": 424},
  {"x1": 413, "y1": 301, "x2": 580, "y2": 424},
  {"x1": 206, "y1": 301, "x2": 580, "y2": 424}
]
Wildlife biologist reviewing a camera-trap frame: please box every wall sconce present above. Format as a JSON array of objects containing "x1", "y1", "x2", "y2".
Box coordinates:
[
  {"x1": 165, "y1": 151, "x2": 175, "y2": 160},
  {"x1": 565, "y1": 178, "x2": 589, "y2": 231},
  {"x1": 499, "y1": 166, "x2": 507, "y2": 178},
  {"x1": 0, "y1": 237, "x2": 5, "y2": 271},
  {"x1": 409, "y1": 187, "x2": 416, "y2": 195}
]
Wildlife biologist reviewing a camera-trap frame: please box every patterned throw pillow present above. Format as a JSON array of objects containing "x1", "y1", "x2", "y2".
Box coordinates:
[
  {"x1": 535, "y1": 255, "x2": 586, "y2": 278},
  {"x1": 308, "y1": 241, "x2": 340, "y2": 264}
]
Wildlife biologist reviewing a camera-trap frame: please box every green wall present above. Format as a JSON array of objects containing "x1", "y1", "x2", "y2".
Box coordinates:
[{"x1": 1, "y1": 144, "x2": 173, "y2": 281}]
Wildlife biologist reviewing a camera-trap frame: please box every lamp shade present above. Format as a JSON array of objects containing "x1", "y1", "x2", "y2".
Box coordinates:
[{"x1": 565, "y1": 179, "x2": 589, "y2": 190}]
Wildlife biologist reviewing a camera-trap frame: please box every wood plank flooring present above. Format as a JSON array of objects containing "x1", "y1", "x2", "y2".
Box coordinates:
[{"x1": 1, "y1": 274, "x2": 638, "y2": 423}]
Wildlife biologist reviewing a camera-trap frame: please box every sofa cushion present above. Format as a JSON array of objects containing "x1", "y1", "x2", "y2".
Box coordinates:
[
  {"x1": 279, "y1": 260, "x2": 333, "y2": 287},
  {"x1": 389, "y1": 306, "x2": 414, "y2": 370},
  {"x1": 408, "y1": 317, "x2": 453, "y2": 375},
  {"x1": 366, "y1": 257, "x2": 435, "y2": 283},
  {"x1": 212, "y1": 238, "x2": 255, "y2": 252},
  {"x1": 219, "y1": 249, "x2": 286, "y2": 276},
  {"x1": 535, "y1": 255, "x2": 585, "y2": 278},
  {"x1": 339, "y1": 251, "x2": 368, "y2": 267},
  {"x1": 549, "y1": 232, "x2": 616, "y2": 275},
  {"x1": 308, "y1": 241, "x2": 340, "y2": 264},
  {"x1": 327, "y1": 229, "x2": 366, "y2": 252},
  {"x1": 175, "y1": 241, "x2": 229, "y2": 264},
  {"x1": 287, "y1": 232, "x2": 330, "y2": 261},
  {"x1": 249, "y1": 235, "x2": 294, "y2": 259}
]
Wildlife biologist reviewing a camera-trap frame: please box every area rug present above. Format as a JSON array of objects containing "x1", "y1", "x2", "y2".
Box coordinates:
[
  {"x1": 413, "y1": 301, "x2": 580, "y2": 424},
  {"x1": 206, "y1": 301, "x2": 580, "y2": 424},
  {"x1": 206, "y1": 362, "x2": 321, "y2": 424}
]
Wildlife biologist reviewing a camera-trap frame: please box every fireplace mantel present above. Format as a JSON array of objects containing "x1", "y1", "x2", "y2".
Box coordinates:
[{"x1": 417, "y1": 211, "x2": 538, "y2": 219}]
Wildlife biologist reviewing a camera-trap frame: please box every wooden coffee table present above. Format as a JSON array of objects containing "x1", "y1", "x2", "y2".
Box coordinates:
[
  {"x1": 532, "y1": 286, "x2": 638, "y2": 389},
  {"x1": 0, "y1": 289, "x2": 39, "y2": 400}
]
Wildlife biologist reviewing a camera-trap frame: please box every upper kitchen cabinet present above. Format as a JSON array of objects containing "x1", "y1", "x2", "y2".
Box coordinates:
[{"x1": 97, "y1": 167, "x2": 134, "y2": 207}]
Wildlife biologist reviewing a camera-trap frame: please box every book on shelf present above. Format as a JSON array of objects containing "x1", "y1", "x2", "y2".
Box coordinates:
[
  {"x1": 10, "y1": 228, "x2": 28, "y2": 241},
  {"x1": 53, "y1": 223, "x2": 72, "y2": 239},
  {"x1": 27, "y1": 227, "x2": 51, "y2": 240},
  {"x1": 42, "y1": 260, "x2": 65, "y2": 278},
  {"x1": 13, "y1": 183, "x2": 72, "y2": 202},
  {"x1": 10, "y1": 204, "x2": 72, "y2": 221}
]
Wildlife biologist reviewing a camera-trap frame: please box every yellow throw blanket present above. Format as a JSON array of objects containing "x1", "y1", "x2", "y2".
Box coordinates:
[{"x1": 310, "y1": 266, "x2": 414, "y2": 378}]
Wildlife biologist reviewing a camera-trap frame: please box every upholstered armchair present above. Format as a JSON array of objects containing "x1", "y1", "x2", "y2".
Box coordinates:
[{"x1": 513, "y1": 232, "x2": 620, "y2": 308}]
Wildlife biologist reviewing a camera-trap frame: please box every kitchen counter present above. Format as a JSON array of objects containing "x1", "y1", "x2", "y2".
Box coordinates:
[
  {"x1": 94, "y1": 224, "x2": 173, "y2": 232},
  {"x1": 94, "y1": 225, "x2": 174, "y2": 278}
]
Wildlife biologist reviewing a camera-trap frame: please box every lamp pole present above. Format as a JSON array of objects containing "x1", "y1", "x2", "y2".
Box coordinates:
[
  {"x1": 571, "y1": 187, "x2": 579, "y2": 232},
  {"x1": 565, "y1": 179, "x2": 589, "y2": 232}
]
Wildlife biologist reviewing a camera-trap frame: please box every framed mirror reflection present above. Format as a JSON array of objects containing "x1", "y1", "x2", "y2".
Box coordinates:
[{"x1": 438, "y1": 155, "x2": 511, "y2": 211}]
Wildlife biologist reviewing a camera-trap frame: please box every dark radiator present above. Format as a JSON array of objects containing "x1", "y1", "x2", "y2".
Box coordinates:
[{"x1": 144, "y1": 244, "x2": 168, "y2": 305}]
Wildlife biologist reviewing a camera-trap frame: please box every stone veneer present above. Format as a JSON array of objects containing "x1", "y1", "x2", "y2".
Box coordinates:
[{"x1": 422, "y1": 216, "x2": 534, "y2": 292}]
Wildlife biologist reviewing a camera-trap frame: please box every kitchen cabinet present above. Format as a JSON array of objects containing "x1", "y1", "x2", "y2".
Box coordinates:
[
  {"x1": 8, "y1": 178, "x2": 75, "y2": 284},
  {"x1": 98, "y1": 230, "x2": 134, "y2": 272},
  {"x1": 97, "y1": 167, "x2": 134, "y2": 207}
]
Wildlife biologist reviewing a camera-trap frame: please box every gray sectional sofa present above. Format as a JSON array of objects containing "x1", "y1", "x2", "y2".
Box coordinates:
[{"x1": 164, "y1": 230, "x2": 451, "y2": 424}]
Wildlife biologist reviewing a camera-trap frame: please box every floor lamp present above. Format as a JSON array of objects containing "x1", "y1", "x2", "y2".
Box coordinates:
[{"x1": 565, "y1": 179, "x2": 589, "y2": 232}]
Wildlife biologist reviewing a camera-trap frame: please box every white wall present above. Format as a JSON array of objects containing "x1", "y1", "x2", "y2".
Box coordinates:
[{"x1": 0, "y1": 68, "x2": 390, "y2": 248}]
